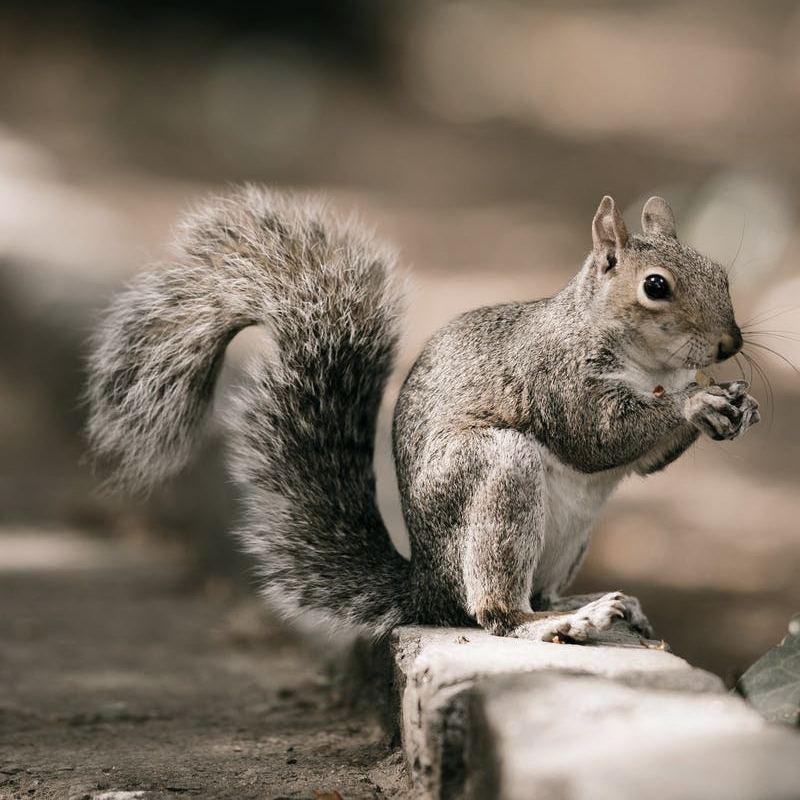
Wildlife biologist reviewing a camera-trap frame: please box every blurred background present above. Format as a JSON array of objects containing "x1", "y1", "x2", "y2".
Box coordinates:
[{"x1": 1, "y1": 0, "x2": 799, "y2": 682}]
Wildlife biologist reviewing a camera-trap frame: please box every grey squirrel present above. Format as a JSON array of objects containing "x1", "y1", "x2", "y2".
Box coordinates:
[{"x1": 87, "y1": 187, "x2": 759, "y2": 642}]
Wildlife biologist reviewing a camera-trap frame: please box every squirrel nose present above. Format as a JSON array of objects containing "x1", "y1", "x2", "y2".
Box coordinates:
[{"x1": 716, "y1": 326, "x2": 743, "y2": 361}]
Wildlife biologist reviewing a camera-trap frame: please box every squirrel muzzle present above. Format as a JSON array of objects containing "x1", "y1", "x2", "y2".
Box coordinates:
[{"x1": 716, "y1": 325, "x2": 743, "y2": 362}]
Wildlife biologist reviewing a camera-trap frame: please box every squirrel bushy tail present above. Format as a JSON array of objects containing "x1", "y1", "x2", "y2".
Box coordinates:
[{"x1": 87, "y1": 186, "x2": 413, "y2": 637}]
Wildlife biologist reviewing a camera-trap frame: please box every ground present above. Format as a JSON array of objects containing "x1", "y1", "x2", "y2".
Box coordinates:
[{"x1": 0, "y1": 531, "x2": 406, "y2": 800}]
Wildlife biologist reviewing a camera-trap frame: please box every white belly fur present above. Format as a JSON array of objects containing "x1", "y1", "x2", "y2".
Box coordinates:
[{"x1": 533, "y1": 443, "x2": 623, "y2": 597}]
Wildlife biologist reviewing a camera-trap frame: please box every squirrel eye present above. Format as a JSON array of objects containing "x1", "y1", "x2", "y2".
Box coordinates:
[{"x1": 643, "y1": 274, "x2": 671, "y2": 300}]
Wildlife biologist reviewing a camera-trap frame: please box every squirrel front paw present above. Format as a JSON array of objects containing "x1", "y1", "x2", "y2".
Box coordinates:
[{"x1": 684, "y1": 380, "x2": 760, "y2": 441}]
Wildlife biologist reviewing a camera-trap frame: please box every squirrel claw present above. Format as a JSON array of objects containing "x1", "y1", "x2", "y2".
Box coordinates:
[{"x1": 640, "y1": 637, "x2": 669, "y2": 651}]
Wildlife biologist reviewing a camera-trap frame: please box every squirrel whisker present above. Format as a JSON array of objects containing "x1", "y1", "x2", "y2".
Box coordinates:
[{"x1": 740, "y1": 304, "x2": 800, "y2": 330}]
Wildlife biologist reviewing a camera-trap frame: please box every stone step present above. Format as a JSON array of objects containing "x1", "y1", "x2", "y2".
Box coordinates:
[{"x1": 392, "y1": 625, "x2": 800, "y2": 799}]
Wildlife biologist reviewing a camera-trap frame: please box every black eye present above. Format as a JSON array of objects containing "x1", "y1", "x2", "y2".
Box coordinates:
[{"x1": 643, "y1": 274, "x2": 671, "y2": 300}]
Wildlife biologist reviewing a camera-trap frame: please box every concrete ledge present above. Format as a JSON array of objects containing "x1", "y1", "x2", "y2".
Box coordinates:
[{"x1": 392, "y1": 626, "x2": 800, "y2": 799}]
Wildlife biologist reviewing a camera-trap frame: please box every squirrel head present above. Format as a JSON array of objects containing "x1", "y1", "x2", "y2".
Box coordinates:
[{"x1": 588, "y1": 195, "x2": 742, "y2": 372}]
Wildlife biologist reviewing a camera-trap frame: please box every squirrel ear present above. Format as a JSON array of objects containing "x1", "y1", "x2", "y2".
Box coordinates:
[
  {"x1": 641, "y1": 196, "x2": 677, "y2": 238},
  {"x1": 592, "y1": 196, "x2": 629, "y2": 273}
]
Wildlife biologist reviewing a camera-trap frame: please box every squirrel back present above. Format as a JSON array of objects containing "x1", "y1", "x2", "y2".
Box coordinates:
[{"x1": 87, "y1": 186, "x2": 413, "y2": 636}]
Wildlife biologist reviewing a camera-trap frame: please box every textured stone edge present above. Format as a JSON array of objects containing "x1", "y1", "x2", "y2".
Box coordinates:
[{"x1": 391, "y1": 625, "x2": 800, "y2": 799}]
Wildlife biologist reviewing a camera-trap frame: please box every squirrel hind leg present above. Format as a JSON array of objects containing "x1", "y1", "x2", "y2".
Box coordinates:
[
  {"x1": 475, "y1": 606, "x2": 568, "y2": 639},
  {"x1": 478, "y1": 592, "x2": 630, "y2": 642}
]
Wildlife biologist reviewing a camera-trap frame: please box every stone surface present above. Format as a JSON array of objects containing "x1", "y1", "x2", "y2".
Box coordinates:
[
  {"x1": 466, "y1": 672, "x2": 800, "y2": 800},
  {"x1": 393, "y1": 626, "x2": 800, "y2": 799},
  {"x1": 394, "y1": 625, "x2": 724, "y2": 692}
]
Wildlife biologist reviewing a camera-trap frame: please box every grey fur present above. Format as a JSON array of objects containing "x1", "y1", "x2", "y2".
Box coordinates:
[
  {"x1": 87, "y1": 186, "x2": 411, "y2": 637},
  {"x1": 86, "y1": 190, "x2": 759, "y2": 643}
]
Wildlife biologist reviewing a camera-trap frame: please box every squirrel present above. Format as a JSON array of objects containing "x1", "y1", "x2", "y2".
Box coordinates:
[{"x1": 86, "y1": 187, "x2": 760, "y2": 643}]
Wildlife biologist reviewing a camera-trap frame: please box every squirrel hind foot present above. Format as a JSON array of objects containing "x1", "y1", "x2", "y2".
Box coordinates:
[{"x1": 478, "y1": 592, "x2": 630, "y2": 642}]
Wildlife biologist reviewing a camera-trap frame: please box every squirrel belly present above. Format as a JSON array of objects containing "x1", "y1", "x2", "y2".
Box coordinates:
[{"x1": 87, "y1": 188, "x2": 760, "y2": 643}]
